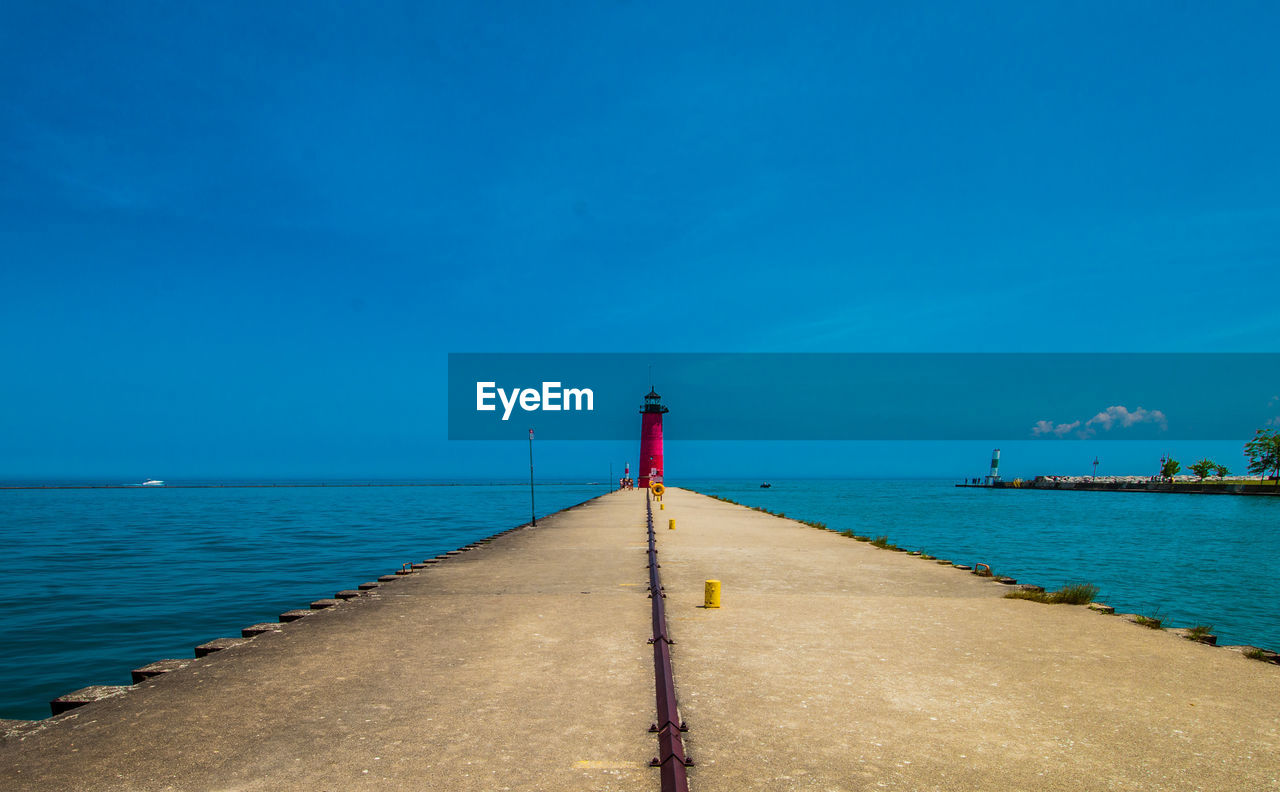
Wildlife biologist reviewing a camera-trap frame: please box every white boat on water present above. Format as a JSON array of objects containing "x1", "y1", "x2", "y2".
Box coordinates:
[{"x1": 141, "y1": 479, "x2": 165, "y2": 486}]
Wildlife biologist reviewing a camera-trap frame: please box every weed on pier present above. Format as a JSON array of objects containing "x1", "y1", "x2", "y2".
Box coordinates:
[
  {"x1": 1186, "y1": 625, "x2": 1215, "y2": 643},
  {"x1": 1005, "y1": 583, "x2": 1099, "y2": 605},
  {"x1": 1132, "y1": 613, "x2": 1165, "y2": 630}
]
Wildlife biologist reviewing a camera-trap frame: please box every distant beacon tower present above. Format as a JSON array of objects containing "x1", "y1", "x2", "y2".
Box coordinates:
[
  {"x1": 985, "y1": 448, "x2": 1002, "y2": 485},
  {"x1": 638, "y1": 387, "x2": 669, "y2": 489}
]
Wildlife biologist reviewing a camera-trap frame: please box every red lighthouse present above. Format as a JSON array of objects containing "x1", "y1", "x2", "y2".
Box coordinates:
[{"x1": 638, "y1": 388, "x2": 668, "y2": 489}]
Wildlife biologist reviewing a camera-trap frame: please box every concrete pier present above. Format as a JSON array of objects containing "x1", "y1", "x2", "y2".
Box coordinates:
[
  {"x1": 958, "y1": 478, "x2": 1280, "y2": 496},
  {"x1": 2, "y1": 489, "x2": 1278, "y2": 790}
]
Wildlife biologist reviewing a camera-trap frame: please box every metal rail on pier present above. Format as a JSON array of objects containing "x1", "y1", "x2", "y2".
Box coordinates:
[{"x1": 646, "y1": 490, "x2": 691, "y2": 792}]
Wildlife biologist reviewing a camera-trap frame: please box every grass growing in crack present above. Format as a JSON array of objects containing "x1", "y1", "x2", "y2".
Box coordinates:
[
  {"x1": 1052, "y1": 583, "x2": 1100, "y2": 604},
  {"x1": 869, "y1": 535, "x2": 902, "y2": 550},
  {"x1": 1185, "y1": 625, "x2": 1214, "y2": 643},
  {"x1": 1005, "y1": 583, "x2": 1099, "y2": 605},
  {"x1": 839, "y1": 529, "x2": 856, "y2": 538},
  {"x1": 854, "y1": 535, "x2": 872, "y2": 542},
  {"x1": 1243, "y1": 647, "x2": 1269, "y2": 661},
  {"x1": 1133, "y1": 614, "x2": 1165, "y2": 630},
  {"x1": 1004, "y1": 589, "x2": 1051, "y2": 603}
]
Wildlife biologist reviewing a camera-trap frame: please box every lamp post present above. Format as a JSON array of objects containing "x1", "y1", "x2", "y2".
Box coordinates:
[{"x1": 528, "y1": 428, "x2": 536, "y2": 526}]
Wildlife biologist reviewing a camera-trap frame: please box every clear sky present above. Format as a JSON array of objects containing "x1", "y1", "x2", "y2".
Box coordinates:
[{"x1": 2, "y1": 2, "x2": 1278, "y2": 480}]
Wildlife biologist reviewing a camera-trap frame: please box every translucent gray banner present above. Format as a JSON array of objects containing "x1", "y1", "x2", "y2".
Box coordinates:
[{"x1": 448, "y1": 353, "x2": 1279, "y2": 441}]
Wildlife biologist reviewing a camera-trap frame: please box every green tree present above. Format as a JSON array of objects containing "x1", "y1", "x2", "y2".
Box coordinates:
[
  {"x1": 1161, "y1": 458, "x2": 1181, "y2": 480},
  {"x1": 1189, "y1": 458, "x2": 1215, "y2": 480},
  {"x1": 1214, "y1": 463, "x2": 1230, "y2": 478},
  {"x1": 1245, "y1": 428, "x2": 1280, "y2": 486}
]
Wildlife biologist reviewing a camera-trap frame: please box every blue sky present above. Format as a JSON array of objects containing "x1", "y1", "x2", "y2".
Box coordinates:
[{"x1": 2, "y1": 2, "x2": 1278, "y2": 480}]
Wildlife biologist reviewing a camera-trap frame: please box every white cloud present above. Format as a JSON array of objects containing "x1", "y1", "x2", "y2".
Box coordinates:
[
  {"x1": 1032, "y1": 419, "x2": 1082, "y2": 437},
  {"x1": 1085, "y1": 405, "x2": 1168, "y2": 432},
  {"x1": 1032, "y1": 405, "x2": 1166, "y2": 438},
  {"x1": 1055, "y1": 421, "x2": 1082, "y2": 436}
]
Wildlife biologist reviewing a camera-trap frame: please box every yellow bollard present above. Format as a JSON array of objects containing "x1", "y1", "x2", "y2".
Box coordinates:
[
  {"x1": 704, "y1": 579, "x2": 721, "y2": 608},
  {"x1": 668, "y1": 518, "x2": 676, "y2": 530},
  {"x1": 659, "y1": 503, "x2": 664, "y2": 510}
]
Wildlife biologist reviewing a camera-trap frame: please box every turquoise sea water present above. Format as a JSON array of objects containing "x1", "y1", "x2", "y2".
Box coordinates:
[
  {"x1": 0, "y1": 482, "x2": 606, "y2": 721},
  {"x1": 685, "y1": 479, "x2": 1280, "y2": 653},
  {"x1": 1, "y1": 479, "x2": 1276, "y2": 721}
]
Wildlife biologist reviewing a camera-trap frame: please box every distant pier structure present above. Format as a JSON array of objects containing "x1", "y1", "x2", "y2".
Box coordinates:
[
  {"x1": 957, "y1": 448, "x2": 1279, "y2": 496},
  {"x1": 637, "y1": 387, "x2": 668, "y2": 489}
]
